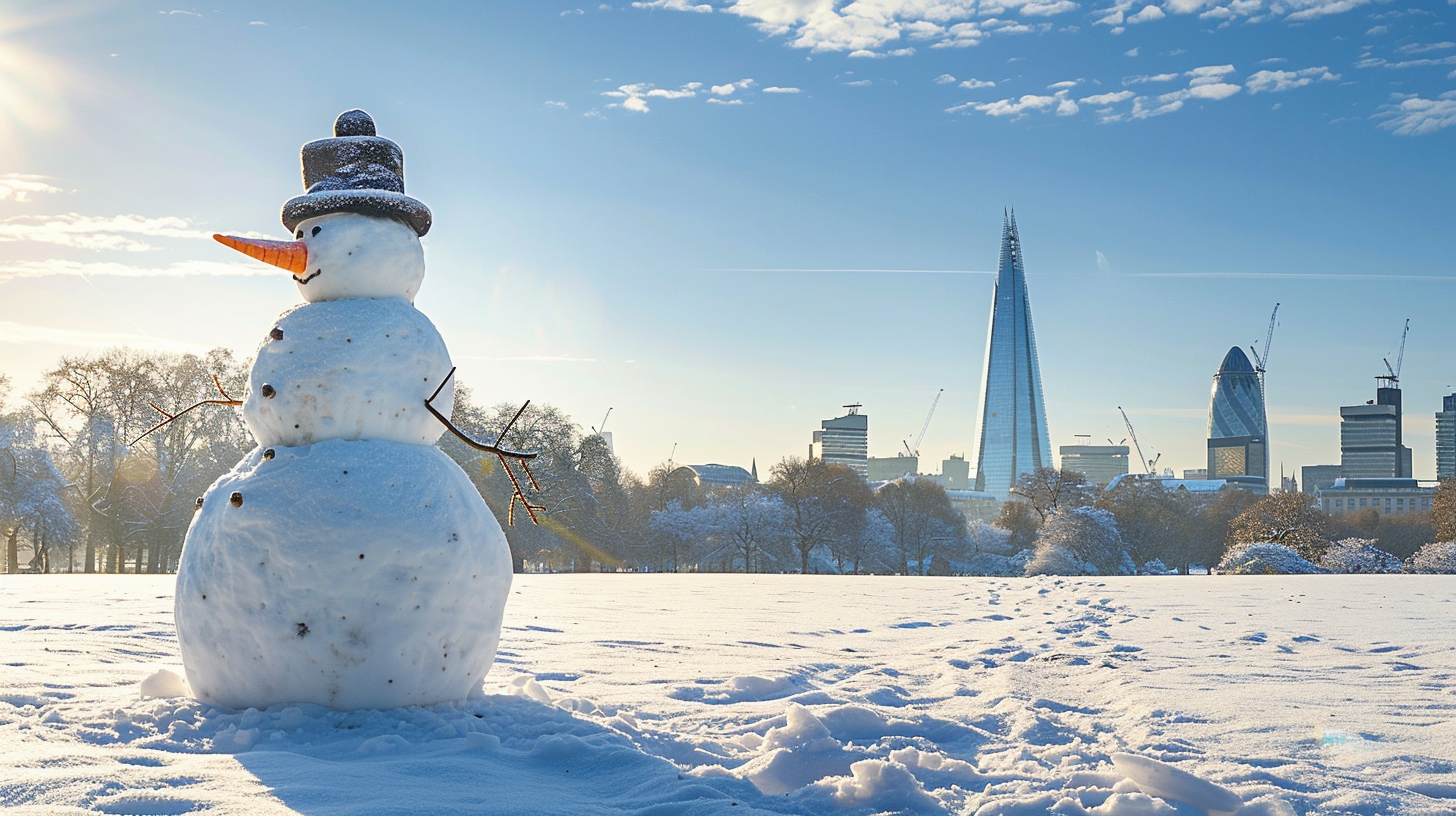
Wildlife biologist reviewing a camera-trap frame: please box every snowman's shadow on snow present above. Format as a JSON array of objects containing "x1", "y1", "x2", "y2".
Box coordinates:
[{"x1": 220, "y1": 692, "x2": 773, "y2": 815}]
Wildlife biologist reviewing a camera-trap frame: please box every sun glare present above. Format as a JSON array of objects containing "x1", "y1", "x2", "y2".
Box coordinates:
[{"x1": 0, "y1": 9, "x2": 76, "y2": 160}]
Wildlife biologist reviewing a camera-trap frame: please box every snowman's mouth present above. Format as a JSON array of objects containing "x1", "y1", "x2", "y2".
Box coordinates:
[{"x1": 295, "y1": 270, "x2": 322, "y2": 285}]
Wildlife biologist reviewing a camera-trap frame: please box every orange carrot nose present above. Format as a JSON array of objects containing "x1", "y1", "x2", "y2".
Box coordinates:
[{"x1": 214, "y1": 234, "x2": 309, "y2": 276}]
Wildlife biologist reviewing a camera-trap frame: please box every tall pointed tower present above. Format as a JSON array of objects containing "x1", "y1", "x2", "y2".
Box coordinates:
[{"x1": 974, "y1": 210, "x2": 1052, "y2": 499}]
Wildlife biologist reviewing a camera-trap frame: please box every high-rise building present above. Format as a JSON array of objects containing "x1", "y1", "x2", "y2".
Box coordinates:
[
  {"x1": 813, "y1": 405, "x2": 868, "y2": 478},
  {"x1": 1437, "y1": 393, "x2": 1456, "y2": 480},
  {"x1": 1340, "y1": 385, "x2": 1410, "y2": 478},
  {"x1": 973, "y1": 211, "x2": 1051, "y2": 499},
  {"x1": 1058, "y1": 444, "x2": 1129, "y2": 487},
  {"x1": 940, "y1": 455, "x2": 971, "y2": 490},
  {"x1": 866, "y1": 455, "x2": 916, "y2": 482},
  {"x1": 1206, "y1": 347, "x2": 1267, "y2": 487},
  {"x1": 1301, "y1": 464, "x2": 1341, "y2": 496}
]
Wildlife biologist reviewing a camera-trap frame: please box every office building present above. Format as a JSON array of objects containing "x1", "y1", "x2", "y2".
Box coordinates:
[
  {"x1": 973, "y1": 210, "x2": 1052, "y2": 499},
  {"x1": 1318, "y1": 478, "x2": 1434, "y2": 516},
  {"x1": 867, "y1": 455, "x2": 917, "y2": 483},
  {"x1": 940, "y1": 455, "x2": 971, "y2": 490},
  {"x1": 1301, "y1": 464, "x2": 1341, "y2": 497},
  {"x1": 1206, "y1": 347, "x2": 1267, "y2": 486},
  {"x1": 813, "y1": 405, "x2": 868, "y2": 478},
  {"x1": 1059, "y1": 444, "x2": 1129, "y2": 487},
  {"x1": 1340, "y1": 385, "x2": 1410, "y2": 478},
  {"x1": 1437, "y1": 393, "x2": 1456, "y2": 480}
]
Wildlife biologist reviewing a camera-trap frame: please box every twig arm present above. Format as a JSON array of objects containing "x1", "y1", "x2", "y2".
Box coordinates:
[
  {"x1": 129, "y1": 374, "x2": 243, "y2": 446},
  {"x1": 424, "y1": 367, "x2": 545, "y2": 525}
]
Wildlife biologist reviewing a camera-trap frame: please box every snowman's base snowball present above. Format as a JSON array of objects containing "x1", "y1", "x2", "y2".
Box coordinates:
[{"x1": 175, "y1": 439, "x2": 512, "y2": 711}]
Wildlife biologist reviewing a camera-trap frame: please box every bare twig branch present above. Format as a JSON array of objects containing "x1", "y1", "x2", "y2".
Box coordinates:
[
  {"x1": 424, "y1": 367, "x2": 545, "y2": 525},
  {"x1": 128, "y1": 375, "x2": 242, "y2": 446}
]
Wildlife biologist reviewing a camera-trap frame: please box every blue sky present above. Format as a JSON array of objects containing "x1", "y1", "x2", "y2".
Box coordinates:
[{"x1": 1, "y1": 0, "x2": 1453, "y2": 481}]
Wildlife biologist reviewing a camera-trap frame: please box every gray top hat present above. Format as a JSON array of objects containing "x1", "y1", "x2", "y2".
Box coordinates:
[{"x1": 280, "y1": 110, "x2": 432, "y2": 237}]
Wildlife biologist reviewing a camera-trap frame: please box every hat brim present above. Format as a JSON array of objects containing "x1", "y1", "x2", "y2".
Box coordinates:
[{"x1": 282, "y1": 190, "x2": 432, "y2": 237}]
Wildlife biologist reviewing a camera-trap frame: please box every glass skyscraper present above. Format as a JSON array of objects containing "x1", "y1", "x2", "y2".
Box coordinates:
[
  {"x1": 973, "y1": 211, "x2": 1051, "y2": 499},
  {"x1": 1206, "y1": 346, "x2": 1267, "y2": 484}
]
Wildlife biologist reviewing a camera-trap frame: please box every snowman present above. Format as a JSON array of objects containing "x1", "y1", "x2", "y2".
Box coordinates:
[{"x1": 173, "y1": 109, "x2": 514, "y2": 711}]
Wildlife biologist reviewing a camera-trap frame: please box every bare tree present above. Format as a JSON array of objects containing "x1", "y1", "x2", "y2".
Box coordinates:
[
  {"x1": 1011, "y1": 467, "x2": 1094, "y2": 522},
  {"x1": 874, "y1": 478, "x2": 967, "y2": 575}
]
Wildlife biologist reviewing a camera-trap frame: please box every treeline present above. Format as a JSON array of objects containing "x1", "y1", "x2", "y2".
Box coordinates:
[
  {"x1": 7, "y1": 347, "x2": 1456, "y2": 576},
  {"x1": 1000, "y1": 467, "x2": 1456, "y2": 575}
]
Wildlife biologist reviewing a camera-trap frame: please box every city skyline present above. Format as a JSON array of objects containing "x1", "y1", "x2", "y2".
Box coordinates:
[{"x1": 0, "y1": 2, "x2": 1453, "y2": 481}]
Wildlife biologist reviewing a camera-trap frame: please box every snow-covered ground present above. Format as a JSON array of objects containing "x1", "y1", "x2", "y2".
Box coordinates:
[{"x1": 2, "y1": 574, "x2": 1453, "y2": 815}]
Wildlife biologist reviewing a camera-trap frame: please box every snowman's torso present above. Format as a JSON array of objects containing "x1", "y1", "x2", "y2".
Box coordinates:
[{"x1": 245, "y1": 298, "x2": 453, "y2": 448}]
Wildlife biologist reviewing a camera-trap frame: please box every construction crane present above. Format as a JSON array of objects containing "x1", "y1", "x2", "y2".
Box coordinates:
[
  {"x1": 1118, "y1": 406, "x2": 1157, "y2": 476},
  {"x1": 591, "y1": 407, "x2": 613, "y2": 436},
  {"x1": 1248, "y1": 303, "x2": 1279, "y2": 398},
  {"x1": 1380, "y1": 319, "x2": 1410, "y2": 388},
  {"x1": 902, "y1": 389, "x2": 944, "y2": 458}
]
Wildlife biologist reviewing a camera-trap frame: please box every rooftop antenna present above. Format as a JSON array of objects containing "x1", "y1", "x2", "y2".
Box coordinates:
[{"x1": 667, "y1": 442, "x2": 677, "y2": 469}]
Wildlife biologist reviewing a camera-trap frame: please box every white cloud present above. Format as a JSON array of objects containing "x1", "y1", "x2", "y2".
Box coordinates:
[
  {"x1": 1378, "y1": 91, "x2": 1456, "y2": 135},
  {"x1": 1096, "y1": 251, "x2": 1111, "y2": 272},
  {"x1": 602, "y1": 81, "x2": 703, "y2": 112},
  {"x1": 561, "y1": 8, "x2": 586, "y2": 15},
  {"x1": 1124, "y1": 72, "x2": 1179, "y2": 84},
  {"x1": 844, "y1": 79, "x2": 873, "y2": 86},
  {"x1": 959, "y1": 78, "x2": 996, "y2": 89},
  {"x1": 967, "y1": 94, "x2": 1058, "y2": 116},
  {"x1": 1365, "y1": 24, "x2": 1388, "y2": 34},
  {"x1": 1126, "y1": 4, "x2": 1166, "y2": 22},
  {"x1": 1395, "y1": 41, "x2": 1456, "y2": 54},
  {"x1": 0, "y1": 258, "x2": 275, "y2": 284},
  {"x1": 1187, "y1": 64, "x2": 1236, "y2": 85},
  {"x1": 1049, "y1": 79, "x2": 1082, "y2": 89},
  {"x1": 1246, "y1": 66, "x2": 1338, "y2": 93},
  {"x1": 1187, "y1": 82, "x2": 1241, "y2": 99},
  {"x1": 159, "y1": 9, "x2": 201, "y2": 16},
  {"x1": 711, "y1": 78, "x2": 754, "y2": 95},
  {"x1": 632, "y1": 0, "x2": 711, "y2": 10},
  {"x1": 0, "y1": 175, "x2": 62, "y2": 203},
  {"x1": 544, "y1": 100, "x2": 569, "y2": 109},
  {"x1": 1124, "y1": 47, "x2": 1139, "y2": 56},
  {"x1": 0, "y1": 320, "x2": 205, "y2": 352},
  {"x1": 762, "y1": 86, "x2": 802, "y2": 93},
  {"x1": 0, "y1": 214, "x2": 219, "y2": 252},
  {"x1": 707, "y1": 98, "x2": 745, "y2": 105},
  {"x1": 1081, "y1": 90, "x2": 1135, "y2": 104},
  {"x1": 1165, "y1": 0, "x2": 1205, "y2": 12},
  {"x1": 934, "y1": 73, "x2": 957, "y2": 84}
]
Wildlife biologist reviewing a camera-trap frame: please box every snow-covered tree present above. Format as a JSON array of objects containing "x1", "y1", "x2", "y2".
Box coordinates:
[
  {"x1": 874, "y1": 478, "x2": 968, "y2": 575},
  {"x1": 1406, "y1": 541, "x2": 1456, "y2": 574},
  {"x1": 1216, "y1": 542, "x2": 1323, "y2": 575},
  {"x1": 1025, "y1": 507, "x2": 1127, "y2": 576},
  {"x1": 1228, "y1": 492, "x2": 1330, "y2": 562},
  {"x1": 1319, "y1": 538, "x2": 1402, "y2": 574},
  {"x1": 0, "y1": 405, "x2": 76, "y2": 573},
  {"x1": 1011, "y1": 467, "x2": 1095, "y2": 522},
  {"x1": 650, "y1": 487, "x2": 788, "y2": 572},
  {"x1": 770, "y1": 457, "x2": 870, "y2": 574}
]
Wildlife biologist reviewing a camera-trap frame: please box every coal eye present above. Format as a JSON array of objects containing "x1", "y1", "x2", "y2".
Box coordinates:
[
  {"x1": 311, "y1": 226, "x2": 322, "y2": 236},
  {"x1": 295, "y1": 229, "x2": 303, "y2": 238}
]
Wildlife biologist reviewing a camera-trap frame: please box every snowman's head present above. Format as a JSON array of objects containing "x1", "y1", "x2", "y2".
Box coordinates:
[{"x1": 215, "y1": 212, "x2": 426, "y2": 303}]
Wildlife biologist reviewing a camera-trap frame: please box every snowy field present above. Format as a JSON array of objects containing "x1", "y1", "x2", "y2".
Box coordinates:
[{"x1": 2, "y1": 574, "x2": 1453, "y2": 816}]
